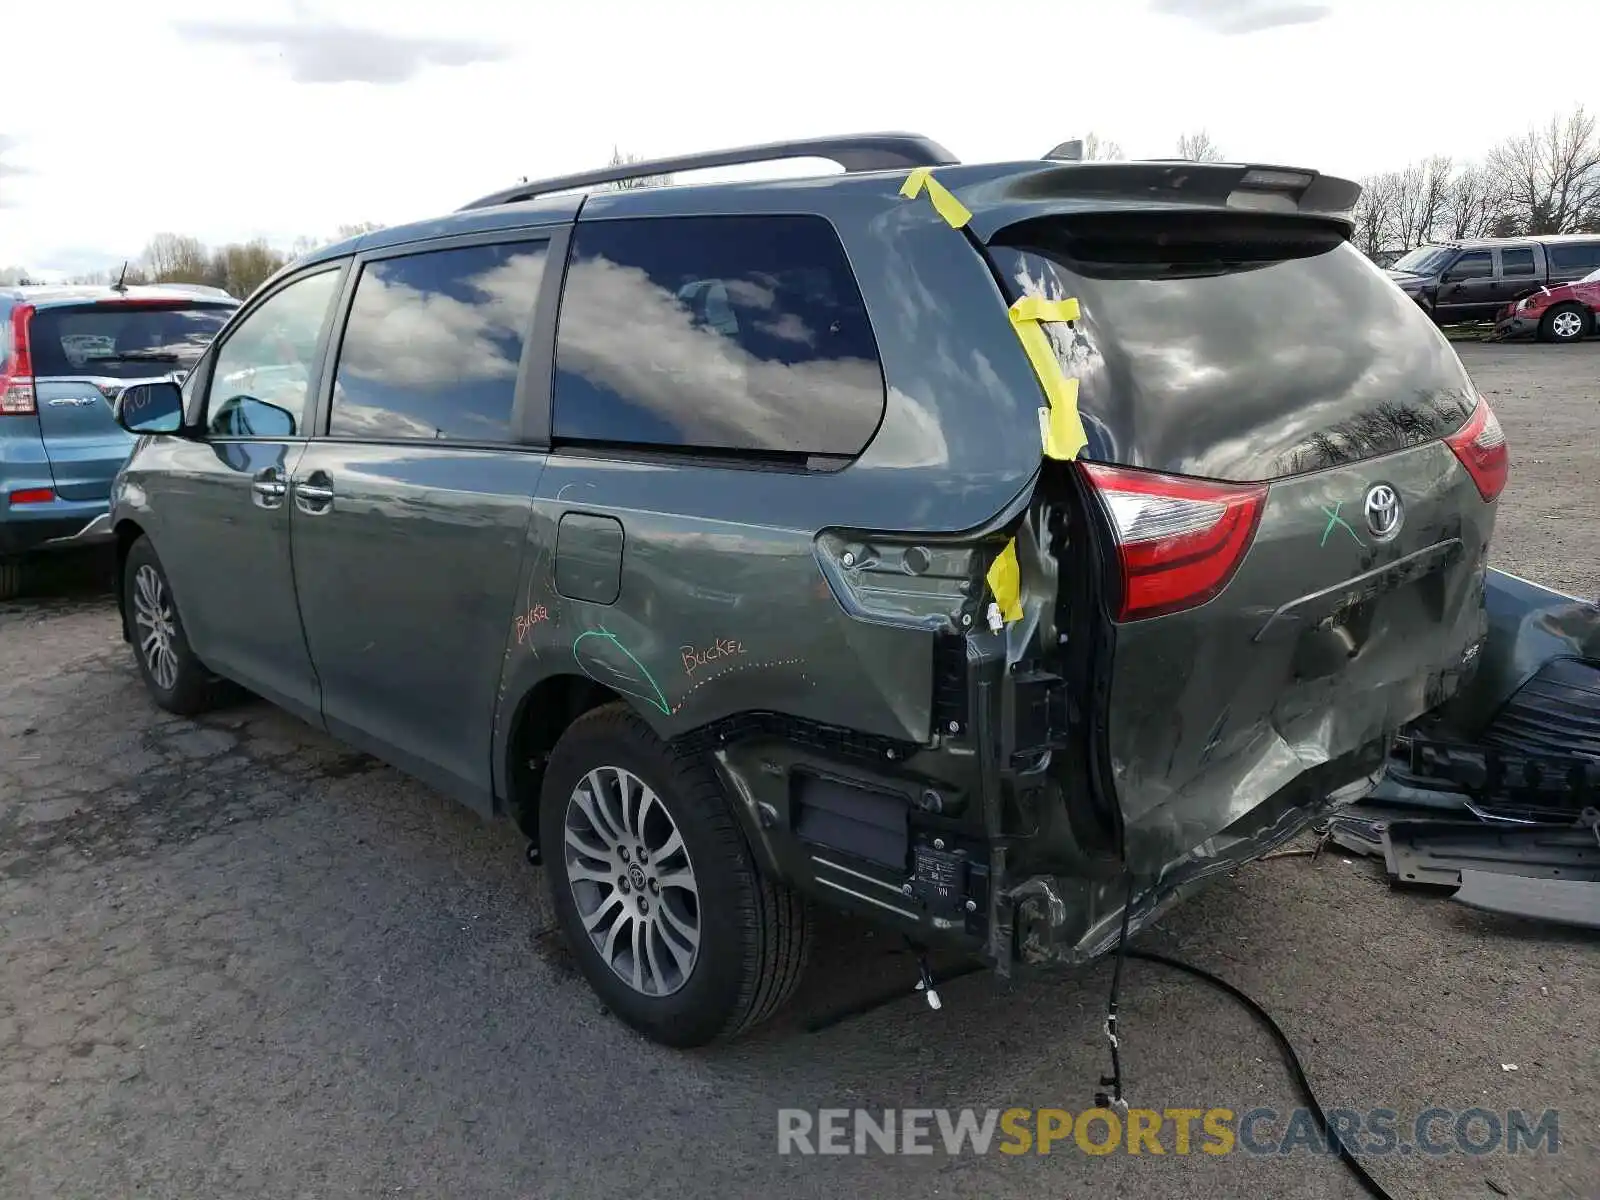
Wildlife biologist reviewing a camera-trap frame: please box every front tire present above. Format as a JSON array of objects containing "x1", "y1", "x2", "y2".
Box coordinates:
[
  {"x1": 539, "y1": 704, "x2": 811, "y2": 1047},
  {"x1": 1539, "y1": 303, "x2": 1589, "y2": 344},
  {"x1": 122, "y1": 536, "x2": 224, "y2": 716}
]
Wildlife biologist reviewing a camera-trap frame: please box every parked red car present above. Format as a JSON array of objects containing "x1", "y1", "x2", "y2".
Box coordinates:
[{"x1": 1494, "y1": 266, "x2": 1600, "y2": 343}]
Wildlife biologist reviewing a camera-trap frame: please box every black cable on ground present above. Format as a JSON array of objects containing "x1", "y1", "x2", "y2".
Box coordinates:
[
  {"x1": 1094, "y1": 874, "x2": 1137, "y2": 1110},
  {"x1": 1127, "y1": 948, "x2": 1398, "y2": 1200}
]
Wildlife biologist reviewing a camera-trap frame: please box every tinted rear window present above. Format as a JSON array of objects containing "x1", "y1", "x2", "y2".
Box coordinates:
[
  {"x1": 552, "y1": 214, "x2": 885, "y2": 459},
  {"x1": 989, "y1": 215, "x2": 1476, "y2": 481},
  {"x1": 28, "y1": 303, "x2": 234, "y2": 379},
  {"x1": 1549, "y1": 241, "x2": 1600, "y2": 271}
]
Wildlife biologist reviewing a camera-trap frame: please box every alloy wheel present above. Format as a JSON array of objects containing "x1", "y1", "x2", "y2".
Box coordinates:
[
  {"x1": 1552, "y1": 310, "x2": 1584, "y2": 340},
  {"x1": 133, "y1": 564, "x2": 180, "y2": 691},
  {"x1": 563, "y1": 765, "x2": 701, "y2": 997}
]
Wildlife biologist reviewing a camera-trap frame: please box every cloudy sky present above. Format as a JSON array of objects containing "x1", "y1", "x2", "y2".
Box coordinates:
[{"x1": 1, "y1": 0, "x2": 1593, "y2": 276}]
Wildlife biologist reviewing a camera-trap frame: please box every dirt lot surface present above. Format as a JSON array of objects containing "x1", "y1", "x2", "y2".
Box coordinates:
[{"x1": 2, "y1": 342, "x2": 1596, "y2": 1200}]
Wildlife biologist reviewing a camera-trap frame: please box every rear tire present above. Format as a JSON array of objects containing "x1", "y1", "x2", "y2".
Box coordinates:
[
  {"x1": 1539, "y1": 303, "x2": 1589, "y2": 344},
  {"x1": 539, "y1": 703, "x2": 811, "y2": 1047},
  {"x1": 0, "y1": 559, "x2": 21, "y2": 601},
  {"x1": 121, "y1": 536, "x2": 226, "y2": 716}
]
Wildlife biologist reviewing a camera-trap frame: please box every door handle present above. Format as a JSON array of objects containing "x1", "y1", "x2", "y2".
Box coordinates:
[
  {"x1": 251, "y1": 468, "x2": 287, "y2": 509},
  {"x1": 292, "y1": 473, "x2": 335, "y2": 514}
]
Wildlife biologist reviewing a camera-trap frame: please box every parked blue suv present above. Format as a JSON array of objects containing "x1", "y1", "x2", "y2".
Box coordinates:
[{"x1": 0, "y1": 284, "x2": 237, "y2": 597}]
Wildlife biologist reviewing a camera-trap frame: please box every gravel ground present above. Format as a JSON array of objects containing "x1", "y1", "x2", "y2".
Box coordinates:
[
  {"x1": 1, "y1": 343, "x2": 1596, "y2": 1200},
  {"x1": 1462, "y1": 341, "x2": 1600, "y2": 600}
]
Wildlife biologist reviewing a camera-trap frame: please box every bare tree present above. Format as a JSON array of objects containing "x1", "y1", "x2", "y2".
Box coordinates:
[
  {"x1": 1175, "y1": 129, "x2": 1225, "y2": 161},
  {"x1": 1487, "y1": 106, "x2": 1600, "y2": 233},
  {"x1": 1388, "y1": 156, "x2": 1453, "y2": 248},
  {"x1": 603, "y1": 145, "x2": 674, "y2": 190},
  {"x1": 1443, "y1": 164, "x2": 1508, "y2": 240},
  {"x1": 1079, "y1": 132, "x2": 1125, "y2": 162},
  {"x1": 1352, "y1": 172, "x2": 1400, "y2": 259},
  {"x1": 142, "y1": 233, "x2": 210, "y2": 283}
]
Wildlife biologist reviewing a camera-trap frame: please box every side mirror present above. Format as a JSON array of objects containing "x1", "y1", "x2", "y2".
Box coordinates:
[{"x1": 116, "y1": 381, "x2": 185, "y2": 435}]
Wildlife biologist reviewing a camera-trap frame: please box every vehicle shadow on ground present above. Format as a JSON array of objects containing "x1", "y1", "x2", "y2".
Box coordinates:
[{"x1": 0, "y1": 548, "x2": 116, "y2": 611}]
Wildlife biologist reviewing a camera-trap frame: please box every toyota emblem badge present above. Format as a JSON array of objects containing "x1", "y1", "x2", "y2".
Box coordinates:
[{"x1": 1364, "y1": 483, "x2": 1402, "y2": 541}]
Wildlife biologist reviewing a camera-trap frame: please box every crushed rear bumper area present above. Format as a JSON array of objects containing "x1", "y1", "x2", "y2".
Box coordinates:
[
  {"x1": 704, "y1": 707, "x2": 1393, "y2": 975},
  {"x1": 988, "y1": 747, "x2": 1387, "y2": 975}
]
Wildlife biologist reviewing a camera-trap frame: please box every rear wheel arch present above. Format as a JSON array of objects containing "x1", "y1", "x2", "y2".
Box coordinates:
[{"x1": 505, "y1": 673, "x2": 628, "y2": 841}]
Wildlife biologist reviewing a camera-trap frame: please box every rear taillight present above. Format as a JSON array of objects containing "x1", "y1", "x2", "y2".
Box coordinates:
[
  {"x1": 1080, "y1": 462, "x2": 1268, "y2": 622},
  {"x1": 8, "y1": 488, "x2": 55, "y2": 505},
  {"x1": 0, "y1": 305, "x2": 37, "y2": 416},
  {"x1": 1444, "y1": 395, "x2": 1508, "y2": 502}
]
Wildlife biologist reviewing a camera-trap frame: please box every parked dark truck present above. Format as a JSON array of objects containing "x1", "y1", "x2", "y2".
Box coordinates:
[
  {"x1": 1387, "y1": 234, "x2": 1600, "y2": 325},
  {"x1": 106, "y1": 136, "x2": 1506, "y2": 1047}
]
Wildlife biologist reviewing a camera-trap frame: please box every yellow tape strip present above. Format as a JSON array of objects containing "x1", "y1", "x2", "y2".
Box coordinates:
[
  {"x1": 985, "y1": 538, "x2": 1024, "y2": 624},
  {"x1": 1008, "y1": 296, "x2": 1088, "y2": 462},
  {"x1": 1011, "y1": 295, "x2": 1080, "y2": 324},
  {"x1": 899, "y1": 167, "x2": 972, "y2": 230}
]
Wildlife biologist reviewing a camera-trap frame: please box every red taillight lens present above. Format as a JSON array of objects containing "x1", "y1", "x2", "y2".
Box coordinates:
[
  {"x1": 8, "y1": 488, "x2": 55, "y2": 505},
  {"x1": 1444, "y1": 395, "x2": 1508, "y2": 502},
  {"x1": 1081, "y1": 462, "x2": 1268, "y2": 622},
  {"x1": 0, "y1": 304, "x2": 37, "y2": 416}
]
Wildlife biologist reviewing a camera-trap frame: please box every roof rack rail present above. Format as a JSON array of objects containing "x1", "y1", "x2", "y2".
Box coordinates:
[{"x1": 458, "y1": 132, "x2": 959, "y2": 211}]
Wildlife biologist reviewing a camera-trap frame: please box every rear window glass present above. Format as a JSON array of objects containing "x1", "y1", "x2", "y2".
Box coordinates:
[
  {"x1": 989, "y1": 216, "x2": 1476, "y2": 481},
  {"x1": 552, "y1": 214, "x2": 885, "y2": 459},
  {"x1": 28, "y1": 303, "x2": 234, "y2": 379},
  {"x1": 1549, "y1": 241, "x2": 1600, "y2": 271}
]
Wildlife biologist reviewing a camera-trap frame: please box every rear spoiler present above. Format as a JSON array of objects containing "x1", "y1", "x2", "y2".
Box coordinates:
[{"x1": 954, "y1": 161, "x2": 1361, "y2": 244}]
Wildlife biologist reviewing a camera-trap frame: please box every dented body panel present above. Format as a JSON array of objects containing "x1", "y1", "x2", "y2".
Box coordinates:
[{"x1": 1106, "y1": 442, "x2": 1492, "y2": 874}]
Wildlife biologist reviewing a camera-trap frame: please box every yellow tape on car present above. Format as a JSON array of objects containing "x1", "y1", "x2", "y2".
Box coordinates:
[
  {"x1": 1009, "y1": 296, "x2": 1087, "y2": 462},
  {"x1": 899, "y1": 168, "x2": 972, "y2": 230},
  {"x1": 986, "y1": 538, "x2": 1024, "y2": 625}
]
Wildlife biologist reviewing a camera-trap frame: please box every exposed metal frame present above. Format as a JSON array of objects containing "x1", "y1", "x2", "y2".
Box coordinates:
[{"x1": 458, "y1": 133, "x2": 958, "y2": 211}]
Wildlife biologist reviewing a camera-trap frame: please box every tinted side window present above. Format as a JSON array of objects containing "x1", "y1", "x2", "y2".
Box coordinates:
[
  {"x1": 1549, "y1": 242, "x2": 1600, "y2": 271},
  {"x1": 330, "y1": 241, "x2": 547, "y2": 442},
  {"x1": 552, "y1": 215, "x2": 885, "y2": 457},
  {"x1": 1444, "y1": 251, "x2": 1492, "y2": 280},
  {"x1": 1500, "y1": 247, "x2": 1535, "y2": 276},
  {"x1": 207, "y1": 269, "x2": 340, "y2": 438}
]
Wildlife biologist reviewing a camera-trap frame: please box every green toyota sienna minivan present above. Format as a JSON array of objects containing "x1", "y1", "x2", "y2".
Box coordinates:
[{"x1": 108, "y1": 135, "x2": 1507, "y2": 1047}]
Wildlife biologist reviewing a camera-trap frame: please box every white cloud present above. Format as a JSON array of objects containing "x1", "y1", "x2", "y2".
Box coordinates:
[
  {"x1": 1148, "y1": 0, "x2": 1332, "y2": 34},
  {"x1": 174, "y1": 17, "x2": 505, "y2": 84}
]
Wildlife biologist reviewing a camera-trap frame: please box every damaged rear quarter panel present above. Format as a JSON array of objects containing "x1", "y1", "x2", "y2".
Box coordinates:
[{"x1": 1106, "y1": 440, "x2": 1494, "y2": 874}]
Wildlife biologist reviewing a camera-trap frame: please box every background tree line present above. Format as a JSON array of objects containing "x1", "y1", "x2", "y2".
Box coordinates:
[
  {"x1": 0, "y1": 223, "x2": 384, "y2": 296},
  {"x1": 1349, "y1": 107, "x2": 1600, "y2": 258}
]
